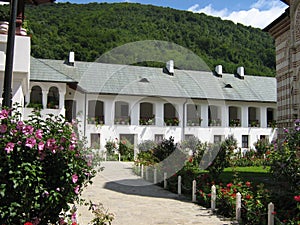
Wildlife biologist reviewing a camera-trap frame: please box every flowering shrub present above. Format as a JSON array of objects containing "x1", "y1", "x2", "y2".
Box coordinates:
[
  {"x1": 104, "y1": 138, "x2": 119, "y2": 161},
  {"x1": 118, "y1": 138, "x2": 134, "y2": 161},
  {"x1": 0, "y1": 107, "x2": 96, "y2": 224},
  {"x1": 197, "y1": 180, "x2": 271, "y2": 225},
  {"x1": 203, "y1": 136, "x2": 236, "y2": 180},
  {"x1": 268, "y1": 120, "x2": 300, "y2": 191}
]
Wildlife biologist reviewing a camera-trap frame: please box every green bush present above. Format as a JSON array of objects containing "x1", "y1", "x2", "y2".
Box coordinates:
[
  {"x1": 204, "y1": 136, "x2": 236, "y2": 180},
  {"x1": 254, "y1": 139, "x2": 272, "y2": 158},
  {"x1": 138, "y1": 140, "x2": 157, "y2": 152},
  {"x1": 268, "y1": 121, "x2": 300, "y2": 191},
  {"x1": 152, "y1": 136, "x2": 177, "y2": 162},
  {"x1": 118, "y1": 138, "x2": 134, "y2": 161}
]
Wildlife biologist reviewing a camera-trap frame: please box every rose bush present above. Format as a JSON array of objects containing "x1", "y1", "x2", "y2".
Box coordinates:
[{"x1": 0, "y1": 106, "x2": 96, "y2": 224}]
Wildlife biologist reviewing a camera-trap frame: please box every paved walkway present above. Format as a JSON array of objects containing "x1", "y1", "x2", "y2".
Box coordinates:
[{"x1": 77, "y1": 161, "x2": 230, "y2": 225}]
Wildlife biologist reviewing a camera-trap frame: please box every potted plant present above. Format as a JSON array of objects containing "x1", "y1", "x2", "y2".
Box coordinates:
[
  {"x1": 173, "y1": 117, "x2": 179, "y2": 126},
  {"x1": 27, "y1": 102, "x2": 43, "y2": 109}
]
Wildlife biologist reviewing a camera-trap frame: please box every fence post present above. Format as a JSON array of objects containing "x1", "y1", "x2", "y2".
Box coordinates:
[
  {"x1": 118, "y1": 153, "x2": 121, "y2": 162},
  {"x1": 211, "y1": 185, "x2": 216, "y2": 211},
  {"x1": 192, "y1": 180, "x2": 197, "y2": 202},
  {"x1": 178, "y1": 175, "x2": 182, "y2": 195},
  {"x1": 141, "y1": 164, "x2": 144, "y2": 178},
  {"x1": 164, "y1": 172, "x2": 167, "y2": 189},
  {"x1": 236, "y1": 192, "x2": 241, "y2": 222},
  {"x1": 145, "y1": 166, "x2": 149, "y2": 180},
  {"x1": 153, "y1": 168, "x2": 157, "y2": 184},
  {"x1": 137, "y1": 163, "x2": 140, "y2": 175},
  {"x1": 268, "y1": 202, "x2": 274, "y2": 225}
]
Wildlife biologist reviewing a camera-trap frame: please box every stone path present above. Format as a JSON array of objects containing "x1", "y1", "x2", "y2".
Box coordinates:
[{"x1": 77, "y1": 161, "x2": 230, "y2": 225}]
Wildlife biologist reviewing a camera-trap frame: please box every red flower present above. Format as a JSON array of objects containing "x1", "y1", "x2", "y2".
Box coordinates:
[
  {"x1": 207, "y1": 193, "x2": 212, "y2": 197},
  {"x1": 72, "y1": 223, "x2": 77, "y2": 225},
  {"x1": 24, "y1": 222, "x2": 33, "y2": 225},
  {"x1": 272, "y1": 211, "x2": 277, "y2": 215},
  {"x1": 245, "y1": 194, "x2": 252, "y2": 199},
  {"x1": 245, "y1": 181, "x2": 251, "y2": 187},
  {"x1": 227, "y1": 183, "x2": 233, "y2": 188},
  {"x1": 294, "y1": 195, "x2": 300, "y2": 202}
]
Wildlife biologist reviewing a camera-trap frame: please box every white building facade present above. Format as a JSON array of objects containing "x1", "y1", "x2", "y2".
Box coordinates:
[{"x1": 0, "y1": 33, "x2": 277, "y2": 154}]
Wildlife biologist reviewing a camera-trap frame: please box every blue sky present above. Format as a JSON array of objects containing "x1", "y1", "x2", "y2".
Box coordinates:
[{"x1": 56, "y1": 0, "x2": 288, "y2": 28}]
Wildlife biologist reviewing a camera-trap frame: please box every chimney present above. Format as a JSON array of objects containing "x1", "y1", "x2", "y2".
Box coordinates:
[
  {"x1": 166, "y1": 60, "x2": 174, "y2": 75},
  {"x1": 215, "y1": 65, "x2": 222, "y2": 77},
  {"x1": 237, "y1": 66, "x2": 244, "y2": 79},
  {"x1": 68, "y1": 51, "x2": 75, "y2": 66}
]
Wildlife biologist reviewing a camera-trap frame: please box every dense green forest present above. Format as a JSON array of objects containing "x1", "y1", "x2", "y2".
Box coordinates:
[{"x1": 0, "y1": 2, "x2": 276, "y2": 76}]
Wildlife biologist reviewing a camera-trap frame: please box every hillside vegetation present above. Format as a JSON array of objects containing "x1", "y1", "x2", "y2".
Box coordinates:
[{"x1": 0, "y1": 2, "x2": 275, "y2": 76}]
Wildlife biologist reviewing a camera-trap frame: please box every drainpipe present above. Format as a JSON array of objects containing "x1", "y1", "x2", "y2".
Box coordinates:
[
  {"x1": 83, "y1": 92, "x2": 87, "y2": 137},
  {"x1": 181, "y1": 99, "x2": 188, "y2": 141}
]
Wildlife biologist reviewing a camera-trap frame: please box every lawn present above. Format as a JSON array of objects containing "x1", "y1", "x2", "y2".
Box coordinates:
[{"x1": 220, "y1": 166, "x2": 273, "y2": 187}]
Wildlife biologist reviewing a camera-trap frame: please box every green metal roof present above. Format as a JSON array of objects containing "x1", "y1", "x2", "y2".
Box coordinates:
[{"x1": 30, "y1": 57, "x2": 276, "y2": 103}]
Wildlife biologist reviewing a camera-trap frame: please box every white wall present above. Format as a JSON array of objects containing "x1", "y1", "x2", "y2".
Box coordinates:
[{"x1": 70, "y1": 92, "x2": 277, "y2": 151}]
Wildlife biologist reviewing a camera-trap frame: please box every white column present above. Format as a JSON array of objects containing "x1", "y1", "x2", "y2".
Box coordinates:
[
  {"x1": 221, "y1": 105, "x2": 229, "y2": 127},
  {"x1": 241, "y1": 106, "x2": 248, "y2": 127},
  {"x1": 201, "y1": 104, "x2": 209, "y2": 127},
  {"x1": 25, "y1": 93, "x2": 30, "y2": 106},
  {"x1": 178, "y1": 103, "x2": 184, "y2": 127},
  {"x1": 104, "y1": 100, "x2": 114, "y2": 125},
  {"x1": 260, "y1": 107, "x2": 267, "y2": 128},
  {"x1": 130, "y1": 102, "x2": 139, "y2": 125},
  {"x1": 42, "y1": 91, "x2": 48, "y2": 109},
  {"x1": 59, "y1": 91, "x2": 65, "y2": 109},
  {"x1": 155, "y1": 102, "x2": 164, "y2": 127}
]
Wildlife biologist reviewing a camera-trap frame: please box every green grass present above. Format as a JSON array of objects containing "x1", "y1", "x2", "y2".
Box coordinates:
[{"x1": 220, "y1": 166, "x2": 272, "y2": 186}]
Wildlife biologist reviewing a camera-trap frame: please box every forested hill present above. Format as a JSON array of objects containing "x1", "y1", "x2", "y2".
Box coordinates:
[{"x1": 0, "y1": 2, "x2": 276, "y2": 76}]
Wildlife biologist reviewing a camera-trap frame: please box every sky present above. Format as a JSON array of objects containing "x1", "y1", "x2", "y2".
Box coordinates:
[{"x1": 56, "y1": 0, "x2": 288, "y2": 29}]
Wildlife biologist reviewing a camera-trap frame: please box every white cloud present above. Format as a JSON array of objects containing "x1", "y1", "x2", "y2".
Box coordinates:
[{"x1": 187, "y1": 0, "x2": 288, "y2": 29}]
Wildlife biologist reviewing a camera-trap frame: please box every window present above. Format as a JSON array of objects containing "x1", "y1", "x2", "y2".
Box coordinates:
[
  {"x1": 88, "y1": 100, "x2": 104, "y2": 124},
  {"x1": 47, "y1": 86, "x2": 59, "y2": 109},
  {"x1": 242, "y1": 135, "x2": 249, "y2": 148},
  {"x1": 154, "y1": 134, "x2": 164, "y2": 143},
  {"x1": 121, "y1": 104, "x2": 129, "y2": 117},
  {"x1": 185, "y1": 134, "x2": 195, "y2": 140},
  {"x1": 29, "y1": 85, "x2": 42, "y2": 106},
  {"x1": 115, "y1": 101, "x2": 130, "y2": 124},
  {"x1": 260, "y1": 135, "x2": 269, "y2": 141},
  {"x1": 213, "y1": 135, "x2": 223, "y2": 144},
  {"x1": 90, "y1": 133, "x2": 100, "y2": 149},
  {"x1": 186, "y1": 104, "x2": 201, "y2": 126},
  {"x1": 65, "y1": 100, "x2": 76, "y2": 122},
  {"x1": 164, "y1": 103, "x2": 178, "y2": 126}
]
